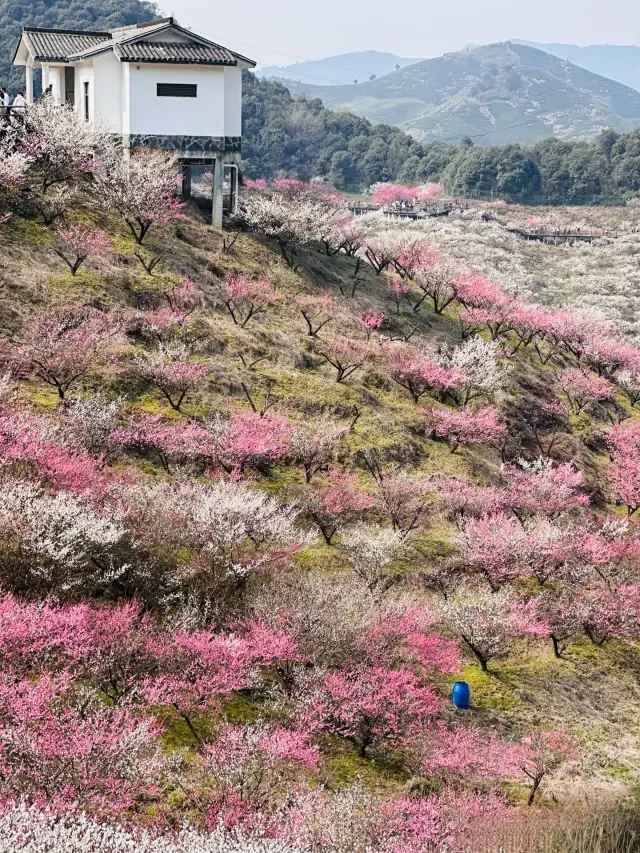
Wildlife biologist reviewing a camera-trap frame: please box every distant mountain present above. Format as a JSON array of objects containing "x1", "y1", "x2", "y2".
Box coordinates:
[
  {"x1": 514, "y1": 41, "x2": 640, "y2": 93},
  {"x1": 256, "y1": 51, "x2": 423, "y2": 86},
  {"x1": 283, "y1": 42, "x2": 640, "y2": 144}
]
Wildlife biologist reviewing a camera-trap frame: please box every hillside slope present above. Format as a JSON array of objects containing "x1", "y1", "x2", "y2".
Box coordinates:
[
  {"x1": 5, "y1": 99, "x2": 640, "y2": 847},
  {"x1": 515, "y1": 41, "x2": 640, "y2": 94},
  {"x1": 4, "y1": 156, "x2": 640, "y2": 823},
  {"x1": 285, "y1": 42, "x2": 640, "y2": 144}
]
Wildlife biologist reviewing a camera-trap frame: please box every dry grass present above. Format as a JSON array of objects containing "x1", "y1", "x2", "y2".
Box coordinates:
[{"x1": 463, "y1": 805, "x2": 640, "y2": 853}]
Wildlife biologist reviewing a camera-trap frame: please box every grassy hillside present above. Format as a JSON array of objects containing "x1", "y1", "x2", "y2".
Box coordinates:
[
  {"x1": 4, "y1": 105, "x2": 640, "y2": 848},
  {"x1": 284, "y1": 42, "x2": 640, "y2": 144}
]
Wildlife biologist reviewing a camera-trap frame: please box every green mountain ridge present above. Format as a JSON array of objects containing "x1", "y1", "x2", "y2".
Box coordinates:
[{"x1": 280, "y1": 42, "x2": 640, "y2": 144}]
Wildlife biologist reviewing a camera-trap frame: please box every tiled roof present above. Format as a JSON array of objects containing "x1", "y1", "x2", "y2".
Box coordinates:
[
  {"x1": 113, "y1": 41, "x2": 238, "y2": 66},
  {"x1": 23, "y1": 28, "x2": 111, "y2": 62}
]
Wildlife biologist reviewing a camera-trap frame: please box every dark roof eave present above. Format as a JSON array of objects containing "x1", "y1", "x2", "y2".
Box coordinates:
[
  {"x1": 23, "y1": 25, "x2": 112, "y2": 37},
  {"x1": 118, "y1": 56, "x2": 238, "y2": 66},
  {"x1": 33, "y1": 55, "x2": 73, "y2": 62}
]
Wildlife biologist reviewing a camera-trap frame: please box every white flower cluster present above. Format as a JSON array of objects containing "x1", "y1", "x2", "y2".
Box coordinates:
[
  {"x1": 339, "y1": 523, "x2": 406, "y2": 593},
  {"x1": 0, "y1": 481, "x2": 124, "y2": 582},
  {"x1": 440, "y1": 336, "x2": 511, "y2": 402},
  {"x1": 0, "y1": 802, "x2": 305, "y2": 853}
]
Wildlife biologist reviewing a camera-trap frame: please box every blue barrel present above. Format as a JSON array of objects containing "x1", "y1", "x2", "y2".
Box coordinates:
[{"x1": 452, "y1": 681, "x2": 470, "y2": 709}]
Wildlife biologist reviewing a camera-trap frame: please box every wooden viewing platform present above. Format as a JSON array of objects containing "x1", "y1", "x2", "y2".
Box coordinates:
[
  {"x1": 348, "y1": 202, "x2": 469, "y2": 219},
  {"x1": 481, "y1": 212, "x2": 623, "y2": 244},
  {"x1": 507, "y1": 227, "x2": 620, "y2": 244}
]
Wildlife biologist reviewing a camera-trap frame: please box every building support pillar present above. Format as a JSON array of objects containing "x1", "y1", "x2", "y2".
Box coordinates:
[
  {"x1": 212, "y1": 156, "x2": 224, "y2": 229},
  {"x1": 41, "y1": 63, "x2": 50, "y2": 95},
  {"x1": 25, "y1": 64, "x2": 34, "y2": 104}
]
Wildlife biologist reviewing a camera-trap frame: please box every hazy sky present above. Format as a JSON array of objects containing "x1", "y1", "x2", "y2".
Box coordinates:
[{"x1": 166, "y1": 0, "x2": 640, "y2": 67}]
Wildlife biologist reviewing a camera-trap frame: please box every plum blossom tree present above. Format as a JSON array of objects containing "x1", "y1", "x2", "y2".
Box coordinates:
[
  {"x1": 142, "y1": 631, "x2": 259, "y2": 742},
  {"x1": 53, "y1": 224, "x2": 111, "y2": 275},
  {"x1": 320, "y1": 665, "x2": 440, "y2": 757},
  {"x1": 208, "y1": 410, "x2": 295, "y2": 473},
  {"x1": 0, "y1": 671, "x2": 160, "y2": 812},
  {"x1": 339, "y1": 523, "x2": 406, "y2": 597},
  {"x1": 606, "y1": 423, "x2": 640, "y2": 515},
  {"x1": 517, "y1": 730, "x2": 580, "y2": 806},
  {"x1": 412, "y1": 258, "x2": 461, "y2": 315},
  {"x1": 428, "y1": 405, "x2": 505, "y2": 453},
  {"x1": 0, "y1": 803, "x2": 305, "y2": 853},
  {"x1": 361, "y1": 311, "x2": 386, "y2": 340},
  {"x1": 502, "y1": 458, "x2": 589, "y2": 520},
  {"x1": 133, "y1": 342, "x2": 209, "y2": 412},
  {"x1": 456, "y1": 513, "x2": 576, "y2": 590},
  {"x1": 439, "y1": 337, "x2": 510, "y2": 406},
  {"x1": 360, "y1": 233, "x2": 403, "y2": 275},
  {"x1": 9, "y1": 307, "x2": 120, "y2": 399},
  {"x1": 617, "y1": 368, "x2": 640, "y2": 407},
  {"x1": 196, "y1": 723, "x2": 319, "y2": 828},
  {"x1": 556, "y1": 368, "x2": 613, "y2": 414},
  {"x1": 440, "y1": 585, "x2": 548, "y2": 672},
  {"x1": 366, "y1": 608, "x2": 460, "y2": 674},
  {"x1": 371, "y1": 184, "x2": 417, "y2": 206},
  {"x1": 223, "y1": 273, "x2": 277, "y2": 327},
  {"x1": 155, "y1": 480, "x2": 308, "y2": 613},
  {"x1": 387, "y1": 275, "x2": 411, "y2": 316},
  {"x1": 316, "y1": 338, "x2": 370, "y2": 383},
  {"x1": 0, "y1": 128, "x2": 30, "y2": 224},
  {"x1": 338, "y1": 218, "x2": 365, "y2": 257},
  {"x1": 291, "y1": 418, "x2": 347, "y2": 482},
  {"x1": 19, "y1": 100, "x2": 108, "y2": 193},
  {"x1": 295, "y1": 292, "x2": 338, "y2": 338},
  {"x1": 238, "y1": 190, "x2": 320, "y2": 268},
  {"x1": 385, "y1": 344, "x2": 464, "y2": 404},
  {"x1": 303, "y1": 472, "x2": 374, "y2": 544},
  {"x1": 94, "y1": 149, "x2": 184, "y2": 245},
  {"x1": 61, "y1": 392, "x2": 122, "y2": 457},
  {"x1": 0, "y1": 479, "x2": 124, "y2": 594}
]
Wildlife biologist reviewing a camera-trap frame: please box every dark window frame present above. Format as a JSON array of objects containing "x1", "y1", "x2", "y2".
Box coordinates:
[
  {"x1": 157, "y1": 83, "x2": 198, "y2": 98},
  {"x1": 83, "y1": 81, "x2": 89, "y2": 122}
]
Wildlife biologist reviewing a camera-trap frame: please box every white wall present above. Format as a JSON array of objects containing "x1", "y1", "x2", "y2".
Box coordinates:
[
  {"x1": 48, "y1": 66, "x2": 64, "y2": 105},
  {"x1": 74, "y1": 63, "x2": 94, "y2": 125},
  {"x1": 224, "y1": 67, "x2": 242, "y2": 137},
  {"x1": 93, "y1": 52, "x2": 123, "y2": 133},
  {"x1": 128, "y1": 64, "x2": 227, "y2": 137}
]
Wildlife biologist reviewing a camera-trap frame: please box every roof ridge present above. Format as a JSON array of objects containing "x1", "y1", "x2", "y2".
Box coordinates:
[{"x1": 23, "y1": 26, "x2": 112, "y2": 37}]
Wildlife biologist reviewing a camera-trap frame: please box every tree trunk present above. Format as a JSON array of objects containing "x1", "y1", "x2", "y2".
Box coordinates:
[{"x1": 527, "y1": 774, "x2": 543, "y2": 806}]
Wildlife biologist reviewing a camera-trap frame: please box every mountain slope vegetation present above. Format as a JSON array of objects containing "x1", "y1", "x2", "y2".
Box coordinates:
[{"x1": 283, "y1": 42, "x2": 640, "y2": 144}]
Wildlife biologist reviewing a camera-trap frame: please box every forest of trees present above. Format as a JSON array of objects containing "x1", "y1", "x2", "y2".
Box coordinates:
[
  {"x1": 241, "y1": 72, "x2": 426, "y2": 189},
  {"x1": 242, "y1": 75, "x2": 640, "y2": 203}
]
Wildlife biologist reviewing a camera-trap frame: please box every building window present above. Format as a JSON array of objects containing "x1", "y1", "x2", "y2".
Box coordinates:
[
  {"x1": 157, "y1": 83, "x2": 198, "y2": 98},
  {"x1": 83, "y1": 81, "x2": 90, "y2": 122}
]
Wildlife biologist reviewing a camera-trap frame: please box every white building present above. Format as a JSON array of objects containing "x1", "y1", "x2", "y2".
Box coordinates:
[{"x1": 13, "y1": 17, "x2": 256, "y2": 227}]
